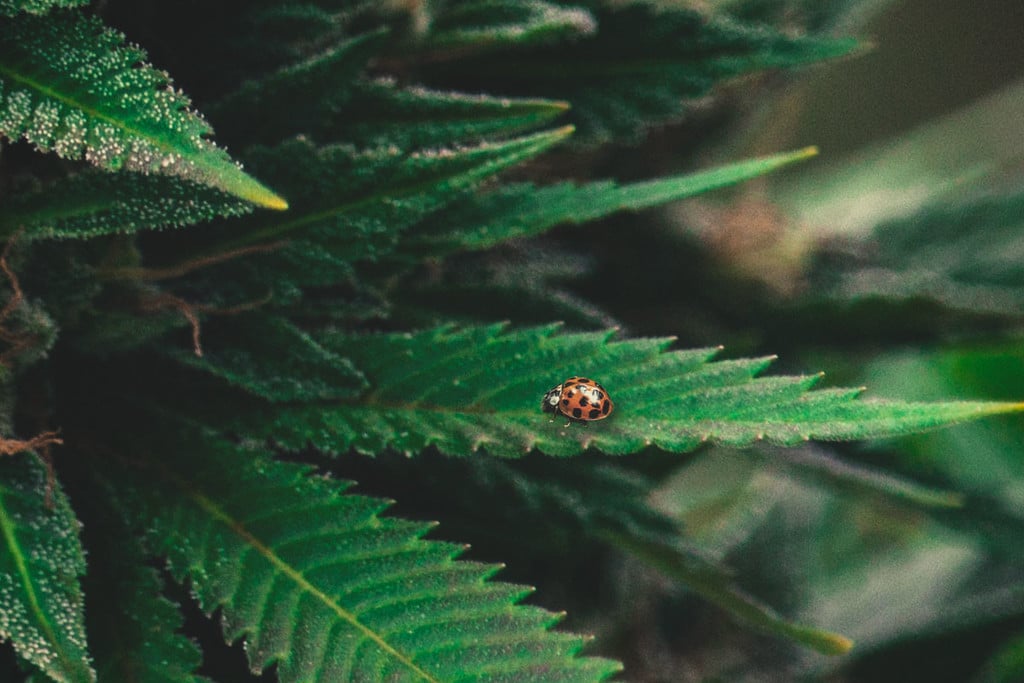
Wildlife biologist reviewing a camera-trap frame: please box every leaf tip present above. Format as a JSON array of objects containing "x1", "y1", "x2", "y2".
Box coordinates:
[
  {"x1": 797, "y1": 145, "x2": 820, "y2": 159},
  {"x1": 822, "y1": 633, "x2": 855, "y2": 655},
  {"x1": 262, "y1": 194, "x2": 290, "y2": 211},
  {"x1": 553, "y1": 124, "x2": 576, "y2": 139},
  {"x1": 968, "y1": 401, "x2": 1024, "y2": 419}
]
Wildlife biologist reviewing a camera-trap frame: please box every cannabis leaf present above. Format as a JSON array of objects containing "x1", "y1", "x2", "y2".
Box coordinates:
[
  {"x1": 0, "y1": 173, "x2": 252, "y2": 240},
  {"x1": 206, "y1": 29, "x2": 389, "y2": 147},
  {"x1": 0, "y1": 11, "x2": 286, "y2": 208},
  {"x1": 208, "y1": 24, "x2": 570, "y2": 151},
  {"x1": 333, "y1": 85, "x2": 569, "y2": 151},
  {"x1": 0, "y1": 453, "x2": 93, "y2": 683},
  {"x1": 428, "y1": 1, "x2": 597, "y2": 48},
  {"x1": 77, "y1": 473, "x2": 208, "y2": 683},
  {"x1": 751, "y1": 443, "x2": 965, "y2": 508},
  {"x1": 813, "y1": 190, "x2": 1024, "y2": 317},
  {"x1": 337, "y1": 452, "x2": 854, "y2": 654},
  {"x1": 416, "y1": 3, "x2": 858, "y2": 143},
  {"x1": 173, "y1": 314, "x2": 367, "y2": 402},
  {"x1": 238, "y1": 324, "x2": 1020, "y2": 458},
  {"x1": 399, "y1": 147, "x2": 819, "y2": 259},
  {"x1": 0, "y1": 0, "x2": 86, "y2": 15},
  {"x1": 98, "y1": 427, "x2": 621, "y2": 682},
  {"x1": 235, "y1": 126, "x2": 573, "y2": 256}
]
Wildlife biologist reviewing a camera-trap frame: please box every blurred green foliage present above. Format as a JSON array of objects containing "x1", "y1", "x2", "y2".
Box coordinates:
[{"x1": 2, "y1": 0, "x2": 1024, "y2": 681}]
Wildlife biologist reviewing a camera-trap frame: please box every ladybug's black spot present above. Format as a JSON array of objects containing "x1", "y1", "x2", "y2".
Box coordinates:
[
  {"x1": 588, "y1": 408, "x2": 600, "y2": 419},
  {"x1": 579, "y1": 396, "x2": 589, "y2": 407},
  {"x1": 562, "y1": 398, "x2": 569, "y2": 405},
  {"x1": 578, "y1": 377, "x2": 590, "y2": 384},
  {"x1": 572, "y1": 408, "x2": 582, "y2": 418},
  {"x1": 601, "y1": 400, "x2": 610, "y2": 414}
]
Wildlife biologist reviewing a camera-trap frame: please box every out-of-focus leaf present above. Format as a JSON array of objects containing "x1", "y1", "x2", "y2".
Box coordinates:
[
  {"x1": 427, "y1": 1, "x2": 596, "y2": 48},
  {"x1": 859, "y1": 346, "x2": 1024, "y2": 514},
  {"x1": 418, "y1": 3, "x2": 858, "y2": 144},
  {"x1": 772, "y1": 77, "x2": 1024, "y2": 239},
  {"x1": 811, "y1": 190, "x2": 1024, "y2": 317},
  {"x1": 400, "y1": 147, "x2": 819, "y2": 259},
  {"x1": 0, "y1": 0, "x2": 88, "y2": 15},
  {"x1": 977, "y1": 629, "x2": 1024, "y2": 683}
]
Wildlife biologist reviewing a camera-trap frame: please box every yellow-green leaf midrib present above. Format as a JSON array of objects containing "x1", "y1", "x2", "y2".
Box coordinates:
[{"x1": 179, "y1": 479, "x2": 443, "y2": 683}]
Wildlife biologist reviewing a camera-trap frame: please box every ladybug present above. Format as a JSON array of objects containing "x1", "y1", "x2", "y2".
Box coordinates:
[{"x1": 542, "y1": 376, "x2": 614, "y2": 426}]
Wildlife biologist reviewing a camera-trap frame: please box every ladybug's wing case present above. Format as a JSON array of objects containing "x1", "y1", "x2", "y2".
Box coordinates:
[
  {"x1": 593, "y1": 384, "x2": 613, "y2": 419},
  {"x1": 542, "y1": 378, "x2": 613, "y2": 422},
  {"x1": 558, "y1": 380, "x2": 613, "y2": 421}
]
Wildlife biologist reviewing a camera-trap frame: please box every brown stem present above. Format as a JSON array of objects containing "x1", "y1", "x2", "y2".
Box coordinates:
[
  {"x1": 142, "y1": 292, "x2": 204, "y2": 356},
  {"x1": 104, "y1": 240, "x2": 289, "y2": 282},
  {"x1": 0, "y1": 230, "x2": 24, "y2": 323},
  {"x1": 141, "y1": 290, "x2": 274, "y2": 357},
  {"x1": 0, "y1": 431, "x2": 62, "y2": 456},
  {"x1": 0, "y1": 229, "x2": 40, "y2": 367}
]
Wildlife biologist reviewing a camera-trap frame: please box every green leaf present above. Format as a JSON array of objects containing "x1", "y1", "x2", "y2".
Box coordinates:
[
  {"x1": 978, "y1": 629, "x2": 1024, "y2": 683},
  {"x1": 196, "y1": 243, "x2": 386, "y2": 317},
  {"x1": 0, "y1": 453, "x2": 93, "y2": 683},
  {"x1": 388, "y1": 241, "x2": 618, "y2": 328},
  {"x1": 79, "y1": 475, "x2": 208, "y2": 683},
  {"x1": 857, "y1": 344, "x2": 1024, "y2": 508},
  {"x1": 208, "y1": 26, "x2": 569, "y2": 149},
  {"x1": 0, "y1": 172, "x2": 252, "y2": 240},
  {"x1": 0, "y1": 12, "x2": 287, "y2": 209},
  {"x1": 400, "y1": 147, "x2": 819, "y2": 258},
  {"x1": 709, "y1": 0, "x2": 867, "y2": 31},
  {"x1": 344, "y1": 452, "x2": 853, "y2": 655},
  {"x1": 600, "y1": 529, "x2": 852, "y2": 655},
  {"x1": 428, "y1": 1, "x2": 597, "y2": 48},
  {"x1": 394, "y1": 280, "x2": 617, "y2": 330},
  {"x1": 334, "y1": 84, "x2": 570, "y2": 150},
  {"x1": 813, "y1": 190, "x2": 1024, "y2": 317},
  {"x1": 0, "y1": 0, "x2": 86, "y2": 15},
  {"x1": 103, "y1": 429, "x2": 622, "y2": 682},
  {"x1": 417, "y1": 4, "x2": 859, "y2": 144},
  {"x1": 172, "y1": 314, "x2": 368, "y2": 402},
  {"x1": 753, "y1": 444, "x2": 965, "y2": 509},
  {"x1": 491, "y1": 461, "x2": 853, "y2": 654},
  {"x1": 247, "y1": 324, "x2": 1021, "y2": 457},
  {"x1": 206, "y1": 29, "x2": 390, "y2": 146},
  {"x1": 200, "y1": 126, "x2": 574, "y2": 263}
]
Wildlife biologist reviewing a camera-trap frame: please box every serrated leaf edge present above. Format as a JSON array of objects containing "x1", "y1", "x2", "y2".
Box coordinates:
[{"x1": 148, "y1": 460, "x2": 442, "y2": 682}]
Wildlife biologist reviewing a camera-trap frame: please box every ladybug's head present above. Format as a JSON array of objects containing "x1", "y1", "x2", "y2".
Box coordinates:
[{"x1": 541, "y1": 384, "x2": 563, "y2": 415}]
